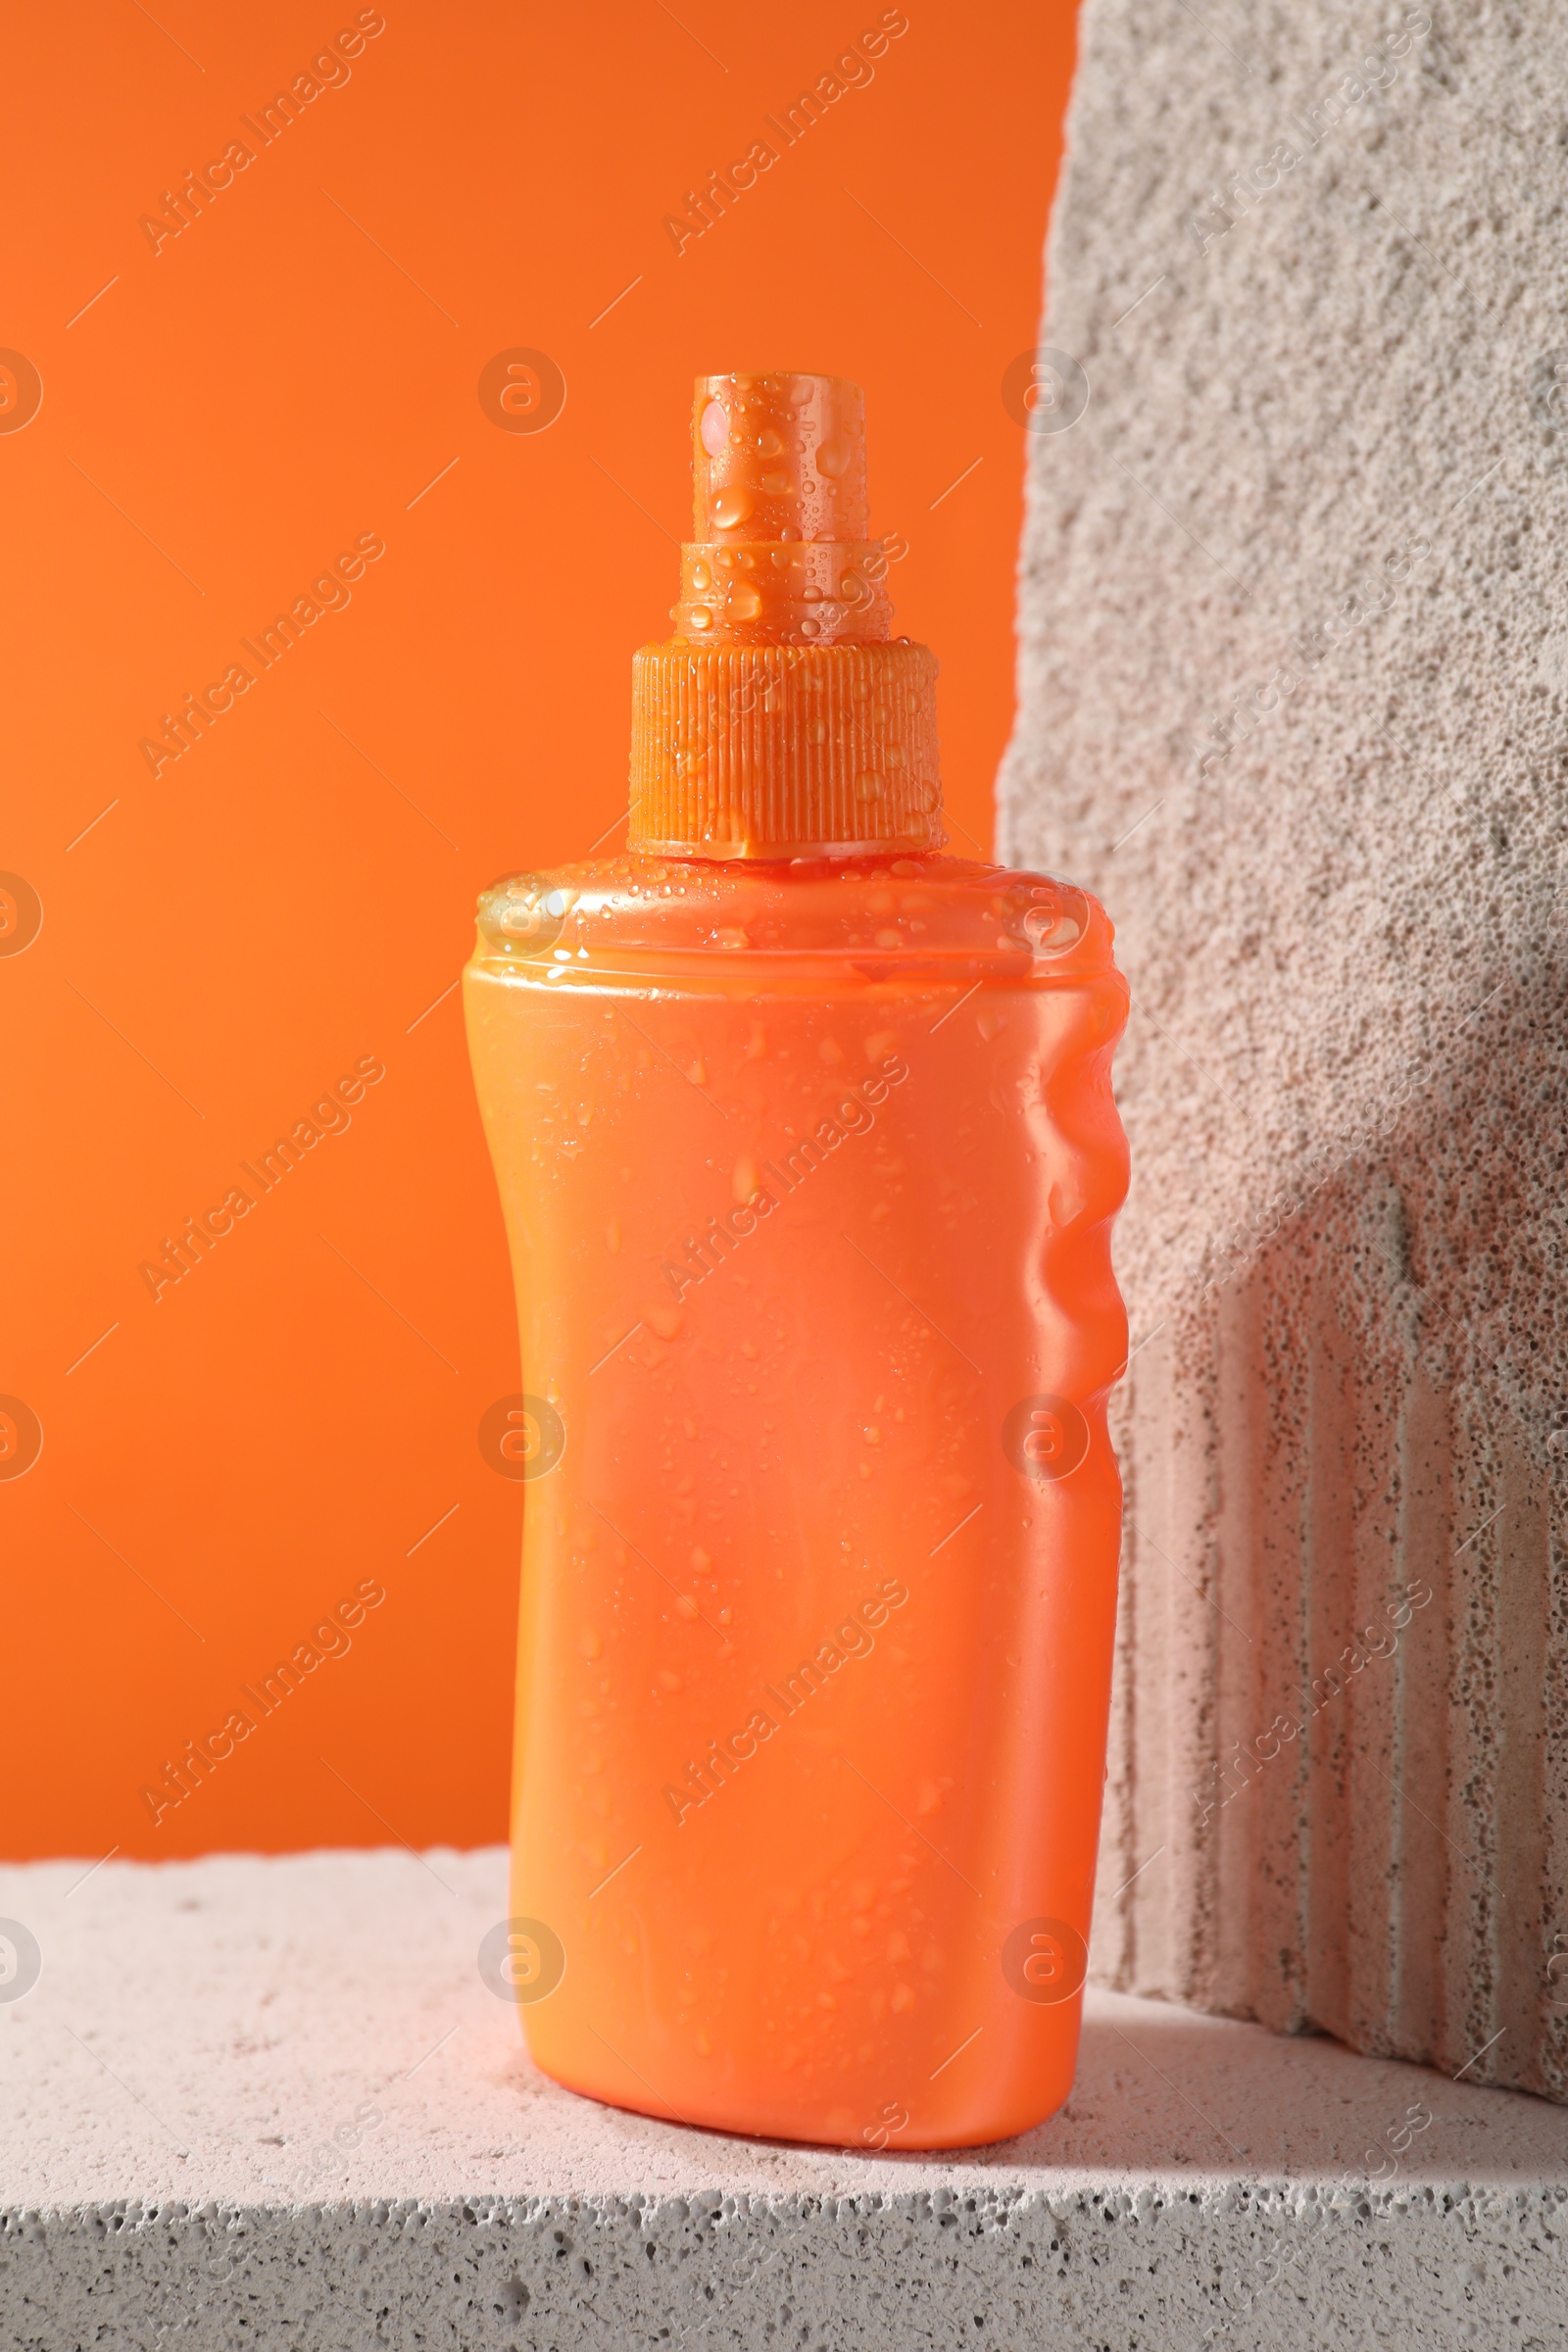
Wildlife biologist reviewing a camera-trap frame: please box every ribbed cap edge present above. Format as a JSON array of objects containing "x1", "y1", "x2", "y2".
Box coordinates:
[{"x1": 628, "y1": 640, "x2": 942, "y2": 857}]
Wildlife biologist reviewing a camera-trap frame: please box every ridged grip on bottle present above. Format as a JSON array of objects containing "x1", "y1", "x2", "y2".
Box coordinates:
[{"x1": 628, "y1": 640, "x2": 943, "y2": 858}]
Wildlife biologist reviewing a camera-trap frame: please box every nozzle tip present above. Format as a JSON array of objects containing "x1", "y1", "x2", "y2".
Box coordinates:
[{"x1": 692, "y1": 372, "x2": 869, "y2": 544}]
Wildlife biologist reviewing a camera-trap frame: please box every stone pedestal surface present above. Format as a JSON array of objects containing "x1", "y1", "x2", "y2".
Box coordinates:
[{"x1": 2, "y1": 1847, "x2": 1567, "y2": 2346}]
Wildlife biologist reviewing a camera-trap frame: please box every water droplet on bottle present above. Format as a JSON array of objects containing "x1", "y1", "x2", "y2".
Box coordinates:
[
  {"x1": 758, "y1": 427, "x2": 783, "y2": 457},
  {"x1": 800, "y1": 616, "x2": 820, "y2": 637},
  {"x1": 729, "y1": 583, "x2": 763, "y2": 621},
  {"x1": 712, "y1": 485, "x2": 754, "y2": 530},
  {"x1": 689, "y1": 560, "x2": 711, "y2": 592},
  {"x1": 700, "y1": 399, "x2": 728, "y2": 456},
  {"x1": 857, "y1": 772, "x2": 885, "y2": 802},
  {"x1": 1024, "y1": 909, "x2": 1082, "y2": 954},
  {"x1": 760, "y1": 471, "x2": 793, "y2": 498},
  {"x1": 816, "y1": 438, "x2": 850, "y2": 478}
]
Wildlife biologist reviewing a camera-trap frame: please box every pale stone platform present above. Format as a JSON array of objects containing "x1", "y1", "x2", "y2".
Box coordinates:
[{"x1": 2, "y1": 1846, "x2": 1565, "y2": 2346}]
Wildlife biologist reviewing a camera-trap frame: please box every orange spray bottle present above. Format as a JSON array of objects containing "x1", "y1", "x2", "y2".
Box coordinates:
[{"x1": 464, "y1": 372, "x2": 1129, "y2": 2149}]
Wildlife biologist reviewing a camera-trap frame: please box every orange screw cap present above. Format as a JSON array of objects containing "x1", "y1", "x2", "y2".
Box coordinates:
[{"x1": 629, "y1": 371, "x2": 942, "y2": 858}]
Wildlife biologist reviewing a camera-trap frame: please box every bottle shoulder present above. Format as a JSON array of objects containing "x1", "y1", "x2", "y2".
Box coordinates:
[{"x1": 470, "y1": 852, "x2": 1119, "y2": 979}]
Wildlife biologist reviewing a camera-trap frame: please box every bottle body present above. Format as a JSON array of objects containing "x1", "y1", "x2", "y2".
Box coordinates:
[{"x1": 464, "y1": 851, "x2": 1128, "y2": 2149}]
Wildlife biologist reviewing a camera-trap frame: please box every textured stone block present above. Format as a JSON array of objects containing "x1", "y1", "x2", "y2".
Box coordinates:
[
  {"x1": 4, "y1": 1847, "x2": 1568, "y2": 2347},
  {"x1": 1000, "y1": 0, "x2": 1568, "y2": 2096}
]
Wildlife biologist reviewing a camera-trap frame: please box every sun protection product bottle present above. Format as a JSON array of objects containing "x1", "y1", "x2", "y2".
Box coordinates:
[{"x1": 464, "y1": 371, "x2": 1129, "y2": 2149}]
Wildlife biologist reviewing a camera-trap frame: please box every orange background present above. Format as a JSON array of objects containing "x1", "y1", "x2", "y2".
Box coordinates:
[{"x1": 3, "y1": 0, "x2": 1078, "y2": 1860}]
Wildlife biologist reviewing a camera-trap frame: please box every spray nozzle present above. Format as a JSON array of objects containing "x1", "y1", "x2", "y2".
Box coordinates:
[
  {"x1": 628, "y1": 369, "x2": 940, "y2": 857},
  {"x1": 672, "y1": 371, "x2": 892, "y2": 646}
]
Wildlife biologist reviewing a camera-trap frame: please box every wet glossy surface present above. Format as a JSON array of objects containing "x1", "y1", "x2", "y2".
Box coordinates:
[
  {"x1": 465, "y1": 851, "x2": 1129, "y2": 2147},
  {"x1": 632, "y1": 369, "x2": 936, "y2": 855}
]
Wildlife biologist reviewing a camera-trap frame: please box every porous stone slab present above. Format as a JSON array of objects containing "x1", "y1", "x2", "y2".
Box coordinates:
[
  {"x1": 1000, "y1": 0, "x2": 1568, "y2": 2094},
  {"x1": 3, "y1": 1846, "x2": 1567, "y2": 2347}
]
